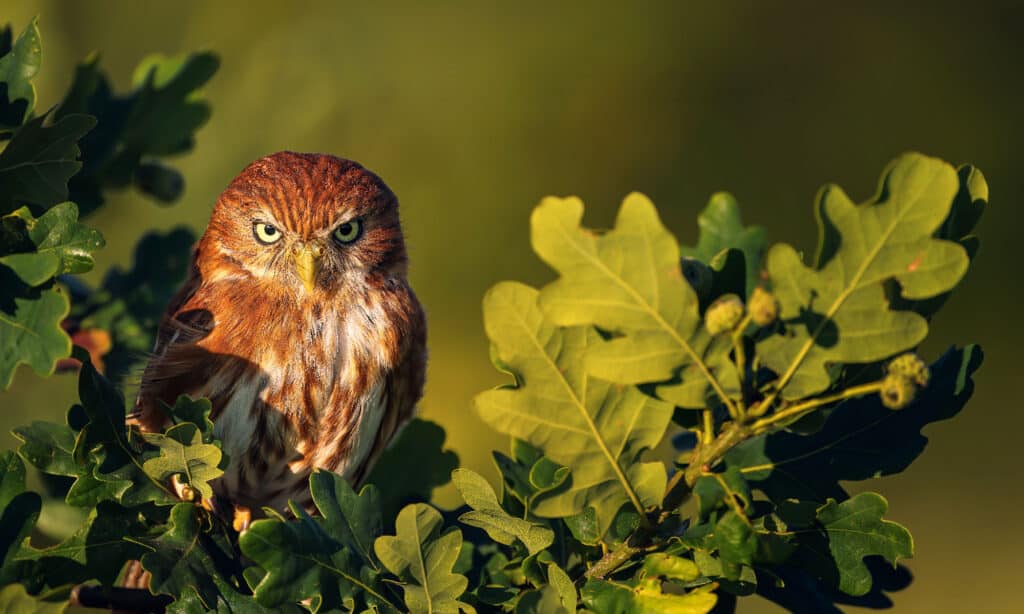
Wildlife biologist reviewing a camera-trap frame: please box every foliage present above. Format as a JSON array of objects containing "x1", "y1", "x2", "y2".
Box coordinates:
[{"x1": 0, "y1": 16, "x2": 988, "y2": 614}]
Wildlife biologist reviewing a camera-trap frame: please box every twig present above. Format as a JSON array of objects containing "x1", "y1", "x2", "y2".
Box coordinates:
[
  {"x1": 749, "y1": 381, "x2": 883, "y2": 433},
  {"x1": 71, "y1": 585, "x2": 172, "y2": 613}
]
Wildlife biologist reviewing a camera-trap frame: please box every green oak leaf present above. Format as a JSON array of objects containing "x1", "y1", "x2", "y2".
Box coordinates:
[
  {"x1": 240, "y1": 502, "x2": 392, "y2": 611},
  {"x1": 0, "y1": 19, "x2": 41, "y2": 129},
  {"x1": 141, "y1": 422, "x2": 223, "y2": 500},
  {"x1": 367, "y1": 418, "x2": 459, "y2": 523},
  {"x1": 475, "y1": 281, "x2": 672, "y2": 536},
  {"x1": 726, "y1": 345, "x2": 982, "y2": 503},
  {"x1": 581, "y1": 578, "x2": 717, "y2": 614},
  {"x1": 374, "y1": 503, "x2": 470, "y2": 614},
  {"x1": 452, "y1": 468, "x2": 554, "y2": 555},
  {"x1": 778, "y1": 492, "x2": 913, "y2": 596},
  {"x1": 0, "y1": 203, "x2": 105, "y2": 285},
  {"x1": 680, "y1": 192, "x2": 767, "y2": 295},
  {"x1": 309, "y1": 469, "x2": 383, "y2": 569},
  {"x1": 0, "y1": 584, "x2": 65, "y2": 614},
  {"x1": 0, "y1": 287, "x2": 71, "y2": 389},
  {"x1": 16, "y1": 500, "x2": 147, "y2": 587},
  {"x1": 0, "y1": 113, "x2": 95, "y2": 215},
  {"x1": 759, "y1": 153, "x2": 972, "y2": 399},
  {"x1": 532, "y1": 194, "x2": 735, "y2": 412}
]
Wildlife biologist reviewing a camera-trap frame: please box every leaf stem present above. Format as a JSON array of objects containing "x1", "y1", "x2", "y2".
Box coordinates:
[
  {"x1": 730, "y1": 315, "x2": 751, "y2": 418},
  {"x1": 750, "y1": 381, "x2": 883, "y2": 433}
]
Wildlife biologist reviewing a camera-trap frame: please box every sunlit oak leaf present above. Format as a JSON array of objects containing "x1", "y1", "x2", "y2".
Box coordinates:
[
  {"x1": 475, "y1": 282, "x2": 672, "y2": 536},
  {"x1": 452, "y1": 468, "x2": 554, "y2": 555},
  {"x1": 0, "y1": 584, "x2": 64, "y2": 614},
  {"x1": 581, "y1": 578, "x2": 717, "y2": 614},
  {"x1": 374, "y1": 503, "x2": 471, "y2": 614},
  {"x1": 0, "y1": 203, "x2": 105, "y2": 286},
  {"x1": 759, "y1": 153, "x2": 971, "y2": 399},
  {"x1": 531, "y1": 193, "x2": 736, "y2": 412},
  {"x1": 141, "y1": 423, "x2": 223, "y2": 500}
]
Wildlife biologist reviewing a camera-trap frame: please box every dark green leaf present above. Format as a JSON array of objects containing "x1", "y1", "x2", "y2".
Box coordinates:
[
  {"x1": 310, "y1": 469, "x2": 383, "y2": 569},
  {"x1": 0, "y1": 18, "x2": 41, "y2": 129},
  {"x1": 0, "y1": 113, "x2": 95, "y2": 215},
  {"x1": 0, "y1": 287, "x2": 71, "y2": 389},
  {"x1": 778, "y1": 493, "x2": 913, "y2": 596},
  {"x1": 367, "y1": 418, "x2": 458, "y2": 523},
  {"x1": 0, "y1": 452, "x2": 41, "y2": 586},
  {"x1": 16, "y1": 500, "x2": 147, "y2": 586},
  {"x1": 240, "y1": 503, "x2": 391, "y2": 611},
  {"x1": 726, "y1": 346, "x2": 982, "y2": 502},
  {"x1": 680, "y1": 192, "x2": 767, "y2": 295}
]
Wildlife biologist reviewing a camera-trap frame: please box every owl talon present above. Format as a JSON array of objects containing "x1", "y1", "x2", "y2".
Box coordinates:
[
  {"x1": 233, "y1": 506, "x2": 252, "y2": 533},
  {"x1": 170, "y1": 474, "x2": 196, "y2": 502}
]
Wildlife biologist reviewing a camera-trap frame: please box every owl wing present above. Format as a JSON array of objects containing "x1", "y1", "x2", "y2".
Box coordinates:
[
  {"x1": 351, "y1": 307, "x2": 427, "y2": 487},
  {"x1": 128, "y1": 249, "x2": 212, "y2": 432}
]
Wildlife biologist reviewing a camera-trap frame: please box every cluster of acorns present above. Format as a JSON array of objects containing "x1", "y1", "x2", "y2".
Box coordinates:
[
  {"x1": 702, "y1": 286, "x2": 929, "y2": 410},
  {"x1": 704, "y1": 286, "x2": 779, "y2": 335}
]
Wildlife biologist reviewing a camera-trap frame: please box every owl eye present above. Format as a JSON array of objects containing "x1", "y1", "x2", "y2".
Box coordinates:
[
  {"x1": 333, "y1": 219, "x2": 362, "y2": 244},
  {"x1": 253, "y1": 222, "x2": 283, "y2": 244}
]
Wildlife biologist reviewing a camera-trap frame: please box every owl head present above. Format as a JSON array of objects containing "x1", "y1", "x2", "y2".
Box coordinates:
[{"x1": 199, "y1": 152, "x2": 407, "y2": 294}]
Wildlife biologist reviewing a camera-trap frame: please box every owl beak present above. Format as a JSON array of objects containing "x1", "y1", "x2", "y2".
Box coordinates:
[{"x1": 293, "y1": 244, "x2": 322, "y2": 292}]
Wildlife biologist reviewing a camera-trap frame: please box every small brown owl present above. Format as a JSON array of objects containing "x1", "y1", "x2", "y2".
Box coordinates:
[{"x1": 129, "y1": 152, "x2": 426, "y2": 522}]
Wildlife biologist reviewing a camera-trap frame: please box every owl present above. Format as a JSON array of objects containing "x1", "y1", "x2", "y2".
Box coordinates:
[{"x1": 129, "y1": 152, "x2": 426, "y2": 524}]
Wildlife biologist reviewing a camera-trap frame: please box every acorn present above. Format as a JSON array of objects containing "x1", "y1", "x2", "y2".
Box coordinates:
[
  {"x1": 705, "y1": 294, "x2": 745, "y2": 335},
  {"x1": 879, "y1": 373, "x2": 917, "y2": 410},
  {"x1": 887, "y1": 353, "x2": 930, "y2": 387},
  {"x1": 748, "y1": 287, "x2": 779, "y2": 327}
]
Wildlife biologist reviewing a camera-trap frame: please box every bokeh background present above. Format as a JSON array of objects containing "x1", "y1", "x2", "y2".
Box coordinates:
[{"x1": 3, "y1": 2, "x2": 1022, "y2": 611}]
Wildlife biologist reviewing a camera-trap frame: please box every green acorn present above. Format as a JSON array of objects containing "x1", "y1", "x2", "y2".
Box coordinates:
[
  {"x1": 887, "y1": 353, "x2": 930, "y2": 387},
  {"x1": 879, "y1": 374, "x2": 917, "y2": 410},
  {"x1": 705, "y1": 294, "x2": 745, "y2": 335},
  {"x1": 748, "y1": 287, "x2": 779, "y2": 327}
]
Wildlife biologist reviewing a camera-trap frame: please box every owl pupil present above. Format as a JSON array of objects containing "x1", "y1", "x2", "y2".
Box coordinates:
[
  {"x1": 339, "y1": 223, "x2": 352, "y2": 234},
  {"x1": 265, "y1": 226, "x2": 277, "y2": 235}
]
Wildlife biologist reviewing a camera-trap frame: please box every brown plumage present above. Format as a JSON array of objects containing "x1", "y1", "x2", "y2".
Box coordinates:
[{"x1": 130, "y1": 152, "x2": 426, "y2": 514}]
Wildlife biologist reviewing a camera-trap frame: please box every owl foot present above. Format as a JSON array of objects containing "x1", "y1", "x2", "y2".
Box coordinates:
[
  {"x1": 233, "y1": 505, "x2": 252, "y2": 533},
  {"x1": 170, "y1": 473, "x2": 197, "y2": 502}
]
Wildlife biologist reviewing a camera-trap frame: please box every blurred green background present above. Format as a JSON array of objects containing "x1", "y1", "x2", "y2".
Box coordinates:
[{"x1": 3, "y1": 1, "x2": 1021, "y2": 611}]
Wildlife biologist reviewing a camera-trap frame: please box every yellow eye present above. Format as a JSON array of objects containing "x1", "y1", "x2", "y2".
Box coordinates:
[
  {"x1": 253, "y1": 222, "x2": 282, "y2": 244},
  {"x1": 333, "y1": 219, "x2": 362, "y2": 244}
]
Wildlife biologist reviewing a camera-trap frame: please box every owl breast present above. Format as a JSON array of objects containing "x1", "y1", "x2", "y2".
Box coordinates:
[{"x1": 201, "y1": 289, "x2": 396, "y2": 512}]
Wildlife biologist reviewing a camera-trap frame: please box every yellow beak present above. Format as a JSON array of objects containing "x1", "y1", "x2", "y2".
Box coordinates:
[{"x1": 294, "y1": 244, "x2": 321, "y2": 292}]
